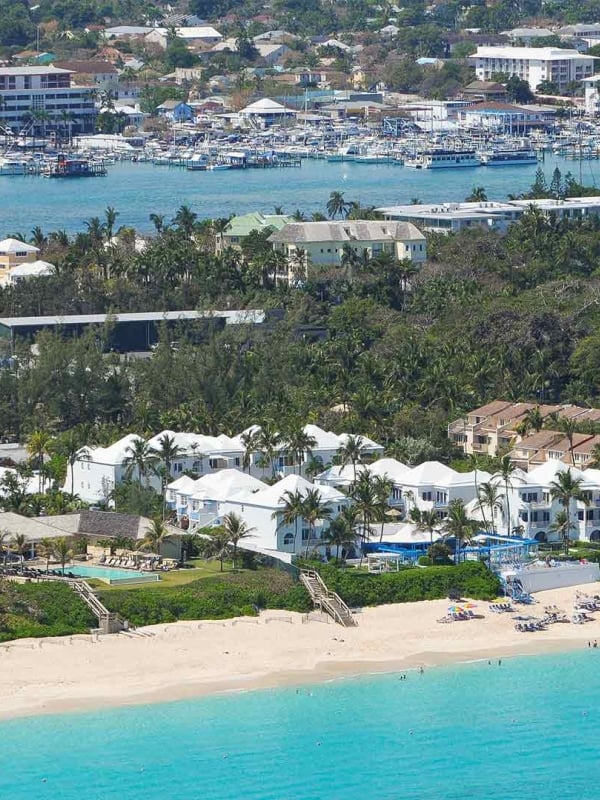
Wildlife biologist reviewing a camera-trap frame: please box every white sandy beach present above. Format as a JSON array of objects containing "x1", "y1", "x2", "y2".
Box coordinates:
[{"x1": 2, "y1": 584, "x2": 600, "y2": 720}]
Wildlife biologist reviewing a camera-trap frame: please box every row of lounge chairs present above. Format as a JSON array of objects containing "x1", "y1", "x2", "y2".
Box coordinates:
[
  {"x1": 515, "y1": 620, "x2": 547, "y2": 632},
  {"x1": 99, "y1": 555, "x2": 138, "y2": 569},
  {"x1": 437, "y1": 610, "x2": 477, "y2": 623},
  {"x1": 489, "y1": 603, "x2": 513, "y2": 613}
]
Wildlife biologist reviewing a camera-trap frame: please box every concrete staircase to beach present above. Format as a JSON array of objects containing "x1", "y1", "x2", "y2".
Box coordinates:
[{"x1": 300, "y1": 569, "x2": 357, "y2": 627}]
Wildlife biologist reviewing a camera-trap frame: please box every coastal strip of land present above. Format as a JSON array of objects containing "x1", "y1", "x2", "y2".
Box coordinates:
[{"x1": 1, "y1": 584, "x2": 599, "y2": 721}]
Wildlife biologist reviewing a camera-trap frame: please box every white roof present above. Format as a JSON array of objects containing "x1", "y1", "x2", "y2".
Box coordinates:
[
  {"x1": 0, "y1": 238, "x2": 39, "y2": 254},
  {"x1": 9, "y1": 259, "x2": 54, "y2": 277},
  {"x1": 368, "y1": 457, "x2": 410, "y2": 481},
  {"x1": 166, "y1": 475, "x2": 198, "y2": 493},
  {"x1": 240, "y1": 98, "x2": 295, "y2": 115},
  {"x1": 84, "y1": 434, "x2": 143, "y2": 466},
  {"x1": 338, "y1": 432, "x2": 383, "y2": 451},
  {"x1": 175, "y1": 26, "x2": 222, "y2": 39},
  {"x1": 304, "y1": 424, "x2": 343, "y2": 450},
  {"x1": 237, "y1": 473, "x2": 344, "y2": 508},
  {"x1": 190, "y1": 469, "x2": 267, "y2": 502},
  {"x1": 443, "y1": 469, "x2": 491, "y2": 488},
  {"x1": 146, "y1": 430, "x2": 241, "y2": 455},
  {"x1": 403, "y1": 460, "x2": 457, "y2": 485},
  {"x1": 526, "y1": 460, "x2": 584, "y2": 485}
]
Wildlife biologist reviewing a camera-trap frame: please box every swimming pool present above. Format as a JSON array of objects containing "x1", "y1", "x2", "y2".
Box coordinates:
[{"x1": 65, "y1": 564, "x2": 159, "y2": 584}]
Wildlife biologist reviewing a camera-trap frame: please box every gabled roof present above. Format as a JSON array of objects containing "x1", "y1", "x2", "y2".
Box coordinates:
[
  {"x1": 403, "y1": 461, "x2": 457, "y2": 484},
  {"x1": 190, "y1": 469, "x2": 267, "y2": 501},
  {"x1": 237, "y1": 473, "x2": 344, "y2": 508},
  {"x1": 85, "y1": 434, "x2": 143, "y2": 466},
  {"x1": 167, "y1": 475, "x2": 198, "y2": 493},
  {"x1": 526, "y1": 460, "x2": 584, "y2": 485},
  {"x1": 443, "y1": 469, "x2": 491, "y2": 487},
  {"x1": 0, "y1": 238, "x2": 39, "y2": 254},
  {"x1": 367, "y1": 458, "x2": 409, "y2": 481},
  {"x1": 224, "y1": 212, "x2": 293, "y2": 237},
  {"x1": 269, "y1": 220, "x2": 424, "y2": 244}
]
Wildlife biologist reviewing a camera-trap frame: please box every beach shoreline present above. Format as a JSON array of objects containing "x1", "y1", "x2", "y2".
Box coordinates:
[{"x1": 1, "y1": 584, "x2": 598, "y2": 722}]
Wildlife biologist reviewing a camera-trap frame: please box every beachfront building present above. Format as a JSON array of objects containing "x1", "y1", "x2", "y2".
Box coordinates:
[
  {"x1": 468, "y1": 46, "x2": 595, "y2": 92},
  {"x1": 0, "y1": 66, "x2": 97, "y2": 134},
  {"x1": 378, "y1": 196, "x2": 600, "y2": 234},
  {"x1": 268, "y1": 221, "x2": 426, "y2": 280},
  {"x1": 237, "y1": 98, "x2": 297, "y2": 128},
  {"x1": 216, "y1": 212, "x2": 294, "y2": 253},
  {"x1": 0, "y1": 239, "x2": 39, "y2": 287}
]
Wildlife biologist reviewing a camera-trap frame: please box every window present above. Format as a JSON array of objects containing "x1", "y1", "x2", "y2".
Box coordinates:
[
  {"x1": 283, "y1": 533, "x2": 294, "y2": 546},
  {"x1": 422, "y1": 491, "x2": 432, "y2": 501},
  {"x1": 301, "y1": 527, "x2": 310, "y2": 541}
]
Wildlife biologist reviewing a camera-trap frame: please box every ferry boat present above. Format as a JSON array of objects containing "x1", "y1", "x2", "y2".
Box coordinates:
[
  {"x1": 43, "y1": 156, "x2": 107, "y2": 178},
  {"x1": 479, "y1": 148, "x2": 538, "y2": 166},
  {"x1": 404, "y1": 149, "x2": 481, "y2": 169},
  {"x1": 0, "y1": 157, "x2": 29, "y2": 175}
]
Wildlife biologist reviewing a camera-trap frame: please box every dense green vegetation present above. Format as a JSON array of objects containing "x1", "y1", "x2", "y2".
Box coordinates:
[
  {"x1": 4, "y1": 176, "x2": 600, "y2": 459},
  {"x1": 0, "y1": 580, "x2": 96, "y2": 641},
  {"x1": 98, "y1": 569, "x2": 312, "y2": 625},
  {"x1": 312, "y1": 561, "x2": 502, "y2": 607}
]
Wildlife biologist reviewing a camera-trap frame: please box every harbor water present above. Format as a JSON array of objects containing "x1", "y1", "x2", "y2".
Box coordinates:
[
  {"x1": 0, "y1": 155, "x2": 597, "y2": 234},
  {"x1": 0, "y1": 649, "x2": 598, "y2": 799}
]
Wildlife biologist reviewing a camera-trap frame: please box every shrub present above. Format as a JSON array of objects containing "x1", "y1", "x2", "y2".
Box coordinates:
[{"x1": 0, "y1": 581, "x2": 96, "y2": 642}]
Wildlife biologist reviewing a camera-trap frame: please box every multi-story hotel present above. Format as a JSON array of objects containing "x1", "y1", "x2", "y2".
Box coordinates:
[
  {"x1": 469, "y1": 46, "x2": 595, "y2": 92},
  {"x1": 0, "y1": 66, "x2": 97, "y2": 135}
]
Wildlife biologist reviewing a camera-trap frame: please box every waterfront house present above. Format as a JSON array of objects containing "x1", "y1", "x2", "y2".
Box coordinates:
[
  {"x1": 268, "y1": 221, "x2": 426, "y2": 280},
  {"x1": 216, "y1": 212, "x2": 294, "y2": 253},
  {"x1": 156, "y1": 100, "x2": 194, "y2": 122},
  {"x1": 0, "y1": 239, "x2": 39, "y2": 286},
  {"x1": 238, "y1": 98, "x2": 297, "y2": 128}
]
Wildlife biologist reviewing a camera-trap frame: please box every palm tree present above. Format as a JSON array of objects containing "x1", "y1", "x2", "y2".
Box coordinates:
[
  {"x1": 337, "y1": 435, "x2": 365, "y2": 482},
  {"x1": 140, "y1": 517, "x2": 173, "y2": 555},
  {"x1": 557, "y1": 416, "x2": 578, "y2": 467},
  {"x1": 52, "y1": 537, "x2": 73, "y2": 575},
  {"x1": 373, "y1": 474, "x2": 393, "y2": 541},
  {"x1": 149, "y1": 213, "x2": 166, "y2": 234},
  {"x1": 241, "y1": 430, "x2": 259, "y2": 473},
  {"x1": 11, "y1": 533, "x2": 28, "y2": 564},
  {"x1": 275, "y1": 489, "x2": 305, "y2": 554},
  {"x1": 477, "y1": 482, "x2": 504, "y2": 533},
  {"x1": 495, "y1": 455, "x2": 517, "y2": 536},
  {"x1": 104, "y1": 205, "x2": 119, "y2": 242},
  {"x1": 549, "y1": 509, "x2": 575, "y2": 555},
  {"x1": 0, "y1": 529, "x2": 10, "y2": 565},
  {"x1": 326, "y1": 190, "x2": 348, "y2": 220},
  {"x1": 284, "y1": 427, "x2": 317, "y2": 474},
  {"x1": 256, "y1": 424, "x2": 281, "y2": 478},
  {"x1": 207, "y1": 528, "x2": 231, "y2": 571},
  {"x1": 549, "y1": 468, "x2": 588, "y2": 545},
  {"x1": 409, "y1": 507, "x2": 439, "y2": 548},
  {"x1": 37, "y1": 537, "x2": 55, "y2": 573},
  {"x1": 173, "y1": 204, "x2": 197, "y2": 237},
  {"x1": 222, "y1": 512, "x2": 255, "y2": 567},
  {"x1": 323, "y1": 510, "x2": 359, "y2": 561},
  {"x1": 350, "y1": 470, "x2": 379, "y2": 552},
  {"x1": 442, "y1": 499, "x2": 477, "y2": 563},
  {"x1": 26, "y1": 430, "x2": 52, "y2": 494},
  {"x1": 154, "y1": 433, "x2": 182, "y2": 480},
  {"x1": 122, "y1": 438, "x2": 159, "y2": 486},
  {"x1": 300, "y1": 488, "x2": 333, "y2": 558},
  {"x1": 466, "y1": 186, "x2": 487, "y2": 202},
  {"x1": 516, "y1": 406, "x2": 545, "y2": 437},
  {"x1": 55, "y1": 430, "x2": 88, "y2": 497}
]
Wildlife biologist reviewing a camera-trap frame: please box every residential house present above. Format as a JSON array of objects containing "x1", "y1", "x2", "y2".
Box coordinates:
[
  {"x1": 9, "y1": 259, "x2": 54, "y2": 283},
  {"x1": 238, "y1": 98, "x2": 297, "y2": 127},
  {"x1": 461, "y1": 80, "x2": 509, "y2": 103},
  {"x1": 145, "y1": 26, "x2": 223, "y2": 50},
  {"x1": 216, "y1": 212, "x2": 294, "y2": 253},
  {"x1": 156, "y1": 100, "x2": 194, "y2": 122},
  {"x1": 53, "y1": 60, "x2": 119, "y2": 91},
  {"x1": 268, "y1": 220, "x2": 426, "y2": 281},
  {"x1": 219, "y1": 474, "x2": 349, "y2": 557},
  {"x1": 0, "y1": 239, "x2": 39, "y2": 287}
]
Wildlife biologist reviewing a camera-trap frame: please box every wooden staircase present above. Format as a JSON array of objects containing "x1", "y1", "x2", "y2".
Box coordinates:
[
  {"x1": 300, "y1": 569, "x2": 357, "y2": 627},
  {"x1": 39, "y1": 575, "x2": 128, "y2": 634}
]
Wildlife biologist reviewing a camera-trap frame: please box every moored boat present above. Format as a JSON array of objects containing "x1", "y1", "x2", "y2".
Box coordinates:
[
  {"x1": 405, "y1": 149, "x2": 481, "y2": 169},
  {"x1": 479, "y1": 148, "x2": 538, "y2": 166}
]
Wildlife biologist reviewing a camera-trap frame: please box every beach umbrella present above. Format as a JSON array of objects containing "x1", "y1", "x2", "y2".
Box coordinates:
[{"x1": 460, "y1": 602, "x2": 477, "y2": 609}]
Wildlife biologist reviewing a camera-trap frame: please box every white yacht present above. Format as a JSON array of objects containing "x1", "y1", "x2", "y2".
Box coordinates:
[
  {"x1": 0, "y1": 157, "x2": 29, "y2": 175},
  {"x1": 479, "y1": 148, "x2": 538, "y2": 166},
  {"x1": 404, "y1": 149, "x2": 481, "y2": 169}
]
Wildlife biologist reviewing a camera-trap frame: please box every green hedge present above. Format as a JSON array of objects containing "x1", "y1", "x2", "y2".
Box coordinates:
[
  {"x1": 313, "y1": 561, "x2": 501, "y2": 607},
  {"x1": 0, "y1": 581, "x2": 97, "y2": 642},
  {"x1": 99, "y1": 570, "x2": 312, "y2": 627}
]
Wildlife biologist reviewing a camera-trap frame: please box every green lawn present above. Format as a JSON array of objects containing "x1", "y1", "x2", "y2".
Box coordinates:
[{"x1": 88, "y1": 559, "x2": 237, "y2": 592}]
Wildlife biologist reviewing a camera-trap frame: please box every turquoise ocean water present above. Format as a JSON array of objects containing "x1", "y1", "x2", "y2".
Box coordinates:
[
  {"x1": 1, "y1": 650, "x2": 598, "y2": 799},
  {"x1": 0, "y1": 155, "x2": 597, "y2": 234}
]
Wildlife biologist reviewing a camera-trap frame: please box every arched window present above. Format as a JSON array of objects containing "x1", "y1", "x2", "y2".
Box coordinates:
[
  {"x1": 535, "y1": 531, "x2": 547, "y2": 543},
  {"x1": 590, "y1": 530, "x2": 600, "y2": 542},
  {"x1": 283, "y1": 533, "x2": 294, "y2": 546}
]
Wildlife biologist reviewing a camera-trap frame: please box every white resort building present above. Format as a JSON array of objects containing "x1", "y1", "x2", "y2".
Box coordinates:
[{"x1": 468, "y1": 46, "x2": 595, "y2": 92}]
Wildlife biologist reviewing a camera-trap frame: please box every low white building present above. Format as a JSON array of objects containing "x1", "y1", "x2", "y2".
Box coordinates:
[
  {"x1": 9, "y1": 259, "x2": 54, "y2": 283},
  {"x1": 469, "y1": 46, "x2": 595, "y2": 92}
]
